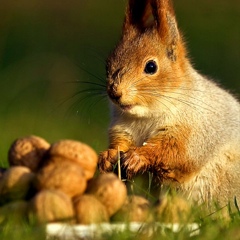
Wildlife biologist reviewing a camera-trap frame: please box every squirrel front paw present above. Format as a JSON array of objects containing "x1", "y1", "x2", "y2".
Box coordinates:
[
  {"x1": 121, "y1": 148, "x2": 150, "y2": 179},
  {"x1": 98, "y1": 149, "x2": 119, "y2": 173}
]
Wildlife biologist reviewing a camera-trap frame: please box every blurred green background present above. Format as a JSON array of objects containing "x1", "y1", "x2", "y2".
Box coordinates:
[{"x1": 0, "y1": 0, "x2": 239, "y2": 166}]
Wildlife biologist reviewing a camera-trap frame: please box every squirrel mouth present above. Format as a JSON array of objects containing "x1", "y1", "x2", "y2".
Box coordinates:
[{"x1": 119, "y1": 104, "x2": 133, "y2": 111}]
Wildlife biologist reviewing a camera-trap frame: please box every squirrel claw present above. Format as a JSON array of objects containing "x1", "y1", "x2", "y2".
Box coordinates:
[
  {"x1": 98, "y1": 149, "x2": 118, "y2": 173},
  {"x1": 121, "y1": 149, "x2": 149, "y2": 178}
]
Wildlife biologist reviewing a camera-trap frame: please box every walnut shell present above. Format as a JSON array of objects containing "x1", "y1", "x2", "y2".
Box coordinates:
[
  {"x1": 73, "y1": 194, "x2": 109, "y2": 224},
  {"x1": 153, "y1": 194, "x2": 191, "y2": 223},
  {"x1": 29, "y1": 189, "x2": 74, "y2": 223},
  {"x1": 8, "y1": 136, "x2": 50, "y2": 172},
  {"x1": 112, "y1": 195, "x2": 152, "y2": 222},
  {"x1": 34, "y1": 160, "x2": 87, "y2": 198},
  {"x1": 0, "y1": 166, "x2": 35, "y2": 204},
  {"x1": 46, "y1": 140, "x2": 98, "y2": 180},
  {"x1": 86, "y1": 173, "x2": 127, "y2": 216}
]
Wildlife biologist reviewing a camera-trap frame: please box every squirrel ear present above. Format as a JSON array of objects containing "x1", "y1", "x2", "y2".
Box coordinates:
[
  {"x1": 151, "y1": 0, "x2": 180, "y2": 61},
  {"x1": 123, "y1": 0, "x2": 152, "y2": 32}
]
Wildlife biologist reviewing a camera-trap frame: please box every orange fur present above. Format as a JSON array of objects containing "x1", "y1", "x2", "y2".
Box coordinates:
[
  {"x1": 98, "y1": 0, "x2": 240, "y2": 207},
  {"x1": 121, "y1": 125, "x2": 197, "y2": 183}
]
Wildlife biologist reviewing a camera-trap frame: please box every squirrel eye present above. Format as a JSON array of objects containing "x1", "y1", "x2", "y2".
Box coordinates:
[{"x1": 144, "y1": 60, "x2": 158, "y2": 75}]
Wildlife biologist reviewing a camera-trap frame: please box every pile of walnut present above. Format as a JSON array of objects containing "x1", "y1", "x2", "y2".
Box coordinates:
[{"x1": 0, "y1": 136, "x2": 190, "y2": 225}]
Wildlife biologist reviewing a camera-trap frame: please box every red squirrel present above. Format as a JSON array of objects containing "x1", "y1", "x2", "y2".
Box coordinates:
[{"x1": 98, "y1": 0, "x2": 240, "y2": 206}]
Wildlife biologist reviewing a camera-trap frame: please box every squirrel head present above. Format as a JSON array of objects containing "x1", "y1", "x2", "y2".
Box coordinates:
[{"x1": 106, "y1": 0, "x2": 191, "y2": 117}]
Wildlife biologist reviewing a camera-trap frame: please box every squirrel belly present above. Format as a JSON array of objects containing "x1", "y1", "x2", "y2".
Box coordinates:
[{"x1": 98, "y1": 0, "x2": 240, "y2": 207}]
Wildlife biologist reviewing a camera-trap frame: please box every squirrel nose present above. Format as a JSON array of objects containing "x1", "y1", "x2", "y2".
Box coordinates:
[{"x1": 108, "y1": 83, "x2": 122, "y2": 102}]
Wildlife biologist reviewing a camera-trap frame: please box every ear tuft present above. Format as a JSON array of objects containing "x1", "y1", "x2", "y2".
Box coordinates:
[
  {"x1": 123, "y1": 0, "x2": 152, "y2": 32},
  {"x1": 151, "y1": 0, "x2": 180, "y2": 61},
  {"x1": 122, "y1": 0, "x2": 184, "y2": 61}
]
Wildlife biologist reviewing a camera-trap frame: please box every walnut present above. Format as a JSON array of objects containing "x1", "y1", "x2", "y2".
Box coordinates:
[
  {"x1": 86, "y1": 173, "x2": 127, "y2": 216},
  {"x1": 8, "y1": 136, "x2": 50, "y2": 172},
  {"x1": 0, "y1": 166, "x2": 35, "y2": 204},
  {"x1": 29, "y1": 189, "x2": 74, "y2": 223},
  {"x1": 45, "y1": 140, "x2": 98, "y2": 180},
  {"x1": 73, "y1": 194, "x2": 109, "y2": 224},
  {"x1": 153, "y1": 194, "x2": 191, "y2": 223},
  {"x1": 112, "y1": 195, "x2": 152, "y2": 222},
  {"x1": 34, "y1": 160, "x2": 87, "y2": 198}
]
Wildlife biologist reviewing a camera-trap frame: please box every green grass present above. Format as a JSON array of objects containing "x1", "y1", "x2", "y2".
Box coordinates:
[
  {"x1": 1, "y1": 175, "x2": 240, "y2": 240},
  {"x1": 1, "y1": 201, "x2": 240, "y2": 240}
]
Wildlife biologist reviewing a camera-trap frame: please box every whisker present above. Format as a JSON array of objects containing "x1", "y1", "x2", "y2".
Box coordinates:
[
  {"x1": 128, "y1": 71, "x2": 229, "y2": 98},
  {"x1": 162, "y1": 94, "x2": 209, "y2": 112},
  {"x1": 129, "y1": 76, "x2": 222, "y2": 114},
  {"x1": 85, "y1": 95, "x2": 108, "y2": 112},
  {"x1": 78, "y1": 81, "x2": 106, "y2": 89},
  {"x1": 143, "y1": 89, "x2": 214, "y2": 113},
  {"x1": 53, "y1": 87, "x2": 105, "y2": 113},
  {"x1": 159, "y1": 90, "x2": 216, "y2": 112},
  {"x1": 69, "y1": 88, "x2": 106, "y2": 101},
  {"x1": 78, "y1": 65, "x2": 106, "y2": 84},
  {"x1": 65, "y1": 80, "x2": 106, "y2": 89},
  {"x1": 136, "y1": 90, "x2": 179, "y2": 117},
  {"x1": 134, "y1": 86, "x2": 210, "y2": 116},
  {"x1": 66, "y1": 91, "x2": 108, "y2": 116},
  {"x1": 138, "y1": 89, "x2": 240, "y2": 124},
  {"x1": 82, "y1": 45, "x2": 108, "y2": 63}
]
